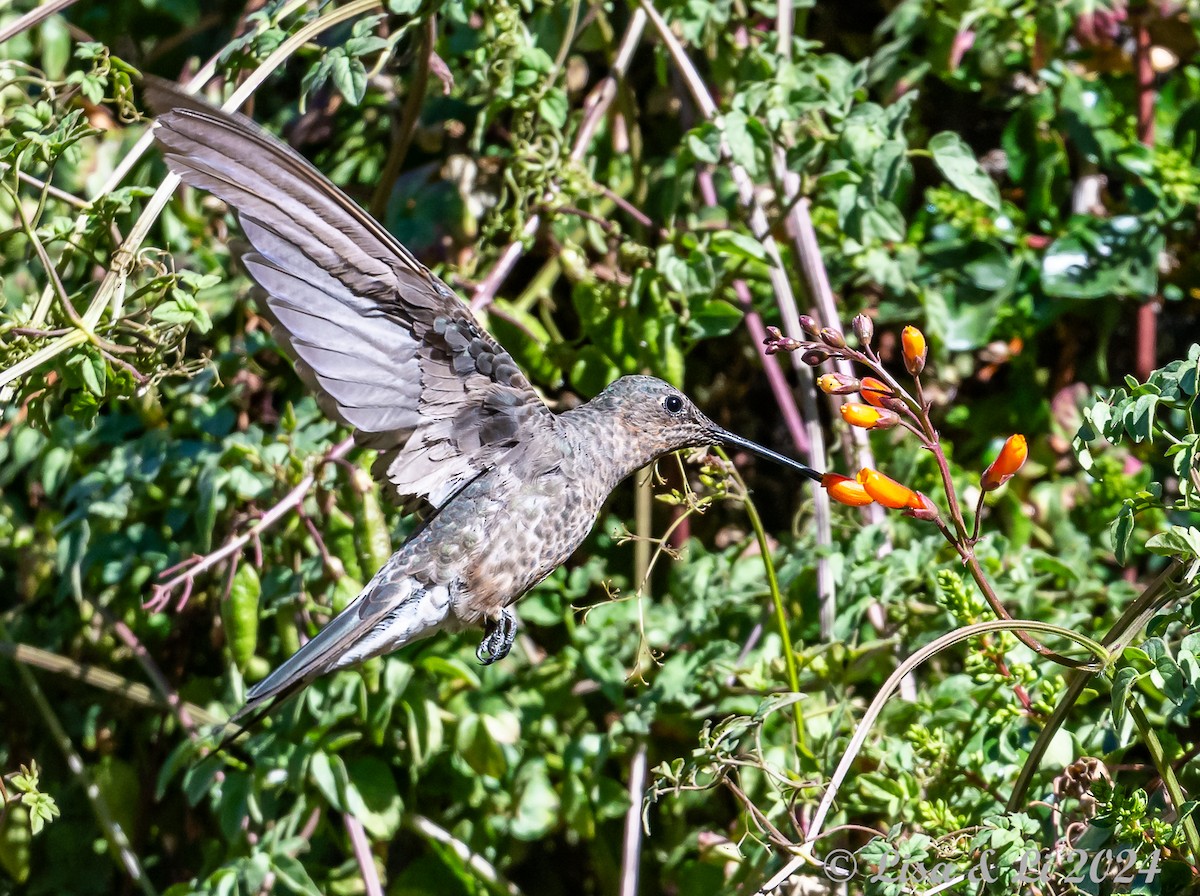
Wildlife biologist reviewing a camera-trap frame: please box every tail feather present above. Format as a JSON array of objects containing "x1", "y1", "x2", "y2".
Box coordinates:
[{"x1": 238, "y1": 569, "x2": 452, "y2": 720}]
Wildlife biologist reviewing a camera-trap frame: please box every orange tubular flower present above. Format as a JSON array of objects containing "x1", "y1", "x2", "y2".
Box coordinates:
[
  {"x1": 901, "y1": 326, "x2": 927, "y2": 375},
  {"x1": 859, "y1": 376, "x2": 892, "y2": 408},
  {"x1": 821, "y1": 473, "x2": 874, "y2": 506},
  {"x1": 857, "y1": 468, "x2": 920, "y2": 510},
  {"x1": 981, "y1": 434, "x2": 1028, "y2": 491},
  {"x1": 840, "y1": 403, "x2": 899, "y2": 429}
]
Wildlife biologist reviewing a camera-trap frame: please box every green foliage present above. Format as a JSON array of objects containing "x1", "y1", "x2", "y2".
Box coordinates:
[
  {"x1": 3, "y1": 0, "x2": 1200, "y2": 895},
  {"x1": 1077, "y1": 345, "x2": 1200, "y2": 564}
]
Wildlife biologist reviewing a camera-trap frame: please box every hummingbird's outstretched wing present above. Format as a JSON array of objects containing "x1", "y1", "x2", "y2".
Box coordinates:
[{"x1": 146, "y1": 82, "x2": 551, "y2": 510}]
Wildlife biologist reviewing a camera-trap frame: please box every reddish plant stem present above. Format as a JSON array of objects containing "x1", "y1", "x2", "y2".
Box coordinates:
[
  {"x1": 149, "y1": 437, "x2": 354, "y2": 611},
  {"x1": 1134, "y1": 14, "x2": 1157, "y2": 381},
  {"x1": 697, "y1": 169, "x2": 811, "y2": 455},
  {"x1": 344, "y1": 814, "x2": 384, "y2": 896}
]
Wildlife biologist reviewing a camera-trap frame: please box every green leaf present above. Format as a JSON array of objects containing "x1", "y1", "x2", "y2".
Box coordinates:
[
  {"x1": 718, "y1": 111, "x2": 760, "y2": 176},
  {"x1": 456, "y1": 713, "x2": 506, "y2": 779},
  {"x1": 709, "y1": 229, "x2": 771, "y2": 265},
  {"x1": 510, "y1": 760, "x2": 560, "y2": 840},
  {"x1": 1155, "y1": 655, "x2": 1186, "y2": 703},
  {"x1": 1111, "y1": 502, "x2": 1135, "y2": 566},
  {"x1": 271, "y1": 854, "x2": 323, "y2": 896},
  {"x1": 1041, "y1": 216, "x2": 1162, "y2": 300},
  {"x1": 929, "y1": 131, "x2": 1001, "y2": 210},
  {"x1": 330, "y1": 53, "x2": 368, "y2": 105},
  {"x1": 1111, "y1": 666, "x2": 1138, "y2": 729},
  {"x1": 538, "y1": 89, "x2": 568, "y2": 129},
  {"x1": 309, "y1": 752, "x2": 351, "y2": 813},
  {"x1": 688, "y1": 299, "x2": 743, "y2": 340},
  {"x1": 1125, "y1": 393, "x2": 1159, "y2": 442},
  {"x1": 344, "y1": 757, "x2": 403, "y2": 839},
  {"x1": 1147, "y1": 526, "x2": 1200, "y2": 560}
]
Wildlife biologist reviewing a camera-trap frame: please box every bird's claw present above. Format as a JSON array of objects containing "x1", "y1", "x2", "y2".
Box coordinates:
[{"x1": 476, "y1": 609, "x2": 516, "y2": 665}]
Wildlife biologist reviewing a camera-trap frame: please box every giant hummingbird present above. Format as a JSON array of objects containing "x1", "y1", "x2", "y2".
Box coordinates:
[{"x1": 147, "y1": 82, "x2": 822, "y2": 722}]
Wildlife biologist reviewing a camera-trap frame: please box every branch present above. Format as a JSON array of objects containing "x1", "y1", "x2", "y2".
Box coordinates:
[
  {"x1": 147, "y1": 436, "x2": 355, "y2": 612},
  {"x1": 406, "y1": 814, "x2": 525, "y2": 896},
  {"x1": 344, "y1": 814, "x2": 384, "y2": 896}
]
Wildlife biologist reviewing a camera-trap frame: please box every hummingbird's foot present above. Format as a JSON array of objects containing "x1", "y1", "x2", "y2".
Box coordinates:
[{"x1": 476, "y1": 609, "x2": 517, "y2": 665}]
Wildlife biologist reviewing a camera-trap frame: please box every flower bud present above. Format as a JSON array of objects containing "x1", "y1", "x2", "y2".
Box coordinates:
[
  {"x1": 801, "y1": 348, "x2": 831, "y2": 366},
  {"x1": 840, "y1": 403, "x2": 900, "y2": 430},
  {"x1": 902, "y1": 326, "x2": 927, "y2": 375},
  {"x1": 856, "y1": 468, "x2": 920, "y2": 510},
  {"x1": 798, "y1": 315, "x2": 820, "y2": 338},
  {"x1": 981, "y1": 434, "x2": 1027, "y2": 491},
  {"x1": 763, "y1": 327, "x2": 801, "y2": 355},
  {"x1": 819, "y1": 327, "x2": 846, "y2": 349},
  {"x1": 852, "y1": 313, "x2": 874, "y2": 346},
  {"x1": 859, "y1": 376, "x2": 892, "y2": 408},
  {"x1": 821, "y1": 473, "x2": 874, "y2": 507},
  {"x1": 817, "y1": 373, "x2": 861, "y2": 395}
]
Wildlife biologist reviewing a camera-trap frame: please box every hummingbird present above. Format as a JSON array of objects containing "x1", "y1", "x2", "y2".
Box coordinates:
[{"x1": 147, "y1": 83, "x2": 822, "y2": 721}]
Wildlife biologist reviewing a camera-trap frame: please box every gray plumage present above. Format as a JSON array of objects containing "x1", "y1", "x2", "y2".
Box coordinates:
[{"x1": 147, "y1": 83, "x2": 821, "y2": 720}]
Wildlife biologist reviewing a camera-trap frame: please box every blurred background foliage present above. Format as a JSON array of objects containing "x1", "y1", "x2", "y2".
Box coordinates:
[{"x1": 2, "y1": 0, "x2": 1200, "y2": 893}]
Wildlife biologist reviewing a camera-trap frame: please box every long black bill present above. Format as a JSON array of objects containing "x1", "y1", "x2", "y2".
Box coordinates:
[{"x1": 715, "y1": 429, "x2": 823, "y2": 482}]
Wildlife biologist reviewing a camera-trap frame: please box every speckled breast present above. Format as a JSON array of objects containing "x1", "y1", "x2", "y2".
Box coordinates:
[{"x1": 458, "y1": 459, "x2": 611, "y2": 622}]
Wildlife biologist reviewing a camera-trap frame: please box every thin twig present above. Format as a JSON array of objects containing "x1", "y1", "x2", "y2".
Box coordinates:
[
  {"x1": 148, "y1": 436, "x2": 355, "y2": 611},
  {"x1": 0, "y1": 165, "x2": 89, "y2": 208},
  {"x1": 695, "y1": 170, "x2": 808, "y2": 455},
  {"x1": 344, "y1": 814, "x2": 384, "y2": 896},
  {"x1": 91, "y1": 603, "x2": 202, "y2": 737},
  {"x1": 1006, "y1": 560, "x2": 1188, "y2": 812},
  {"x1": 406, "y1": 814, "x2": 525, "y2": 896},
  {"x1": 369, "y1": 14, "x2": 435, "y2": 218},
  {"x1": 0, "y1": 0, "x2": 82, "y2": 44},
  {"x1": 756, "y1": 620, "x2": 1110, "y2": 894},
  {"x1": 0, "y1": 640, "x2": 218, "y2": 724},
  {"x1": 1, "y1": 0, "x2": 383, "y2": 393},
  {"x1": 639, "y1": 3, "x2": 830, "y2": 647}
]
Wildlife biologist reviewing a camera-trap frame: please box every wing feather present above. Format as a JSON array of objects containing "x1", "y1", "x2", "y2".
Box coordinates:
[{"x1": 147, "y1": 82, "x2": 550, "y2": 508}]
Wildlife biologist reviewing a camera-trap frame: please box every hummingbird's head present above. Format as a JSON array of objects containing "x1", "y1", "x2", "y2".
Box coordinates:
[{"x1": 591, "y1": 375, "x2": 822, "y2": 481}]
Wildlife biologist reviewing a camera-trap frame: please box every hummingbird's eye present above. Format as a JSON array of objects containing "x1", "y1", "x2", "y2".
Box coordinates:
[{"x1": 663, "y1": 394, "x2": 684, "y2": 415}]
